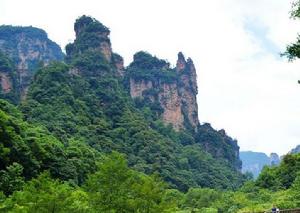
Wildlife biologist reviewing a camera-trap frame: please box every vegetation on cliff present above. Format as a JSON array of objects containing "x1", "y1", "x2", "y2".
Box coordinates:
[
  {"x1": 21, "y1": 48, "x2": 244, "y2": 192},
  {"x1": 0, "y1": 25, "x2": 63, "y2": 67},
  {"x1": 1, "y1": 5, "x2": 300, "y2": 211},
  {"x1": 0, "y1": 25, "x2": 64, "y2": 100}
]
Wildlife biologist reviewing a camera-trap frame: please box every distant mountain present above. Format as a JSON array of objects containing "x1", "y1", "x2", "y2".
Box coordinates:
[
  {"x1": 240, "y1": 151, "x2": 281, "y2": 178},
  {"x1": 241, "y1": 146, "x2": 300, "y2": 178},
  {"x1": 240, "y1": 151, "x2": 270, "y2": 178},
  {"x1": 270, "y1": 152, "x2": 280, "y2": 166},
  {"x1": 289, "y1": 145, "x2": 300, "y2": 154}
]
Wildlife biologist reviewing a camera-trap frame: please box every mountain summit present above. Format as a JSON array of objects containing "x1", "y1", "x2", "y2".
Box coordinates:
[
  {"x1": 0, "y1": 15, "x2": 244, "y2": 192},
  {"x1": 0, "y1": 25, "x2": 63, "y2": 100}
]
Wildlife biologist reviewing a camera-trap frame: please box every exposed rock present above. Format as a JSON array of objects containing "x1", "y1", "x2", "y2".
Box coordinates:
[
  {"x1": 176, "y1": 52, "x2": 186, "y2": 71},
  {"x1": 158, "y1": 83, "x2": 184, "y2": 130},
  {"x1": 0, "y1": 25, "x2": 64, "y2": 100},
  {"x1": 128, "y1": 51, "x2": 199, "y2": 131},
  {"x1": 112, "y1": 53, "x2": 125, "y2": 77},
  {"x1": 0, "y1": 72, "x2": 12, "y2": 93},
  {"x1": 99, "y1": 41, "x2": 112, "y2": 62},
  {"x1": 177, "y1": 55, "x2": 199, "y2": 130},
  {"x1": 130, "y1": 78, "x2": 153, "y2": 98},
  {"x1": 68, "y1": 15, "x2": 113, "y2": 63}
]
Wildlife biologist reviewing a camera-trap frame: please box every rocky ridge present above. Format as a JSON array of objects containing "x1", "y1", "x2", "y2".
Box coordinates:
[
  {"x1": 0, "y1": 25, "x2": 64, "y2": 100},
  {"x1": 128, "y1": 51, "x2": 199, "y2": 131}
]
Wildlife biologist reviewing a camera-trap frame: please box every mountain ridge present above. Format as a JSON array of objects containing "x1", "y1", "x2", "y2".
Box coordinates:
[
  {"x1": 0, "y1": 15, "x2": 245, "y2": 192},
  {"x1": 0, "y1": 25, "x2": 64, "y2": 101}
]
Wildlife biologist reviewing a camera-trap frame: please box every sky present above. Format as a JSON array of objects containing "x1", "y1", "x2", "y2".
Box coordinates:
[{"x1": 1, "y1": 0, "x2": 300, "y2": 155}]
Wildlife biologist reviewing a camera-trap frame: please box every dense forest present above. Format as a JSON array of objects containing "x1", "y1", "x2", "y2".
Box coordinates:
[{"x1": 0, "y1": 1, "x2": 300, "y2": 212}]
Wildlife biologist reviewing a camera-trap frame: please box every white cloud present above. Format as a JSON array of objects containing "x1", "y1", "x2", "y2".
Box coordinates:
[{"x1": 1, "y1": 0, "x2": 300, "y2": 155}]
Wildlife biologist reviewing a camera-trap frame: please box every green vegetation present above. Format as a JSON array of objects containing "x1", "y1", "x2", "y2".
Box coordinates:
[
  {"x1": 127, "y1": 51, "x2": 177, "y2": 83},
  {"x1": 1, "y1": 151, "x2": 300, "y2": 212},
  {"x1": 1, "y1": 12, "x2": 300, "y2": 212},
  {"x1": 18, "y1": 15, "x2": 245, "y2": 193},
  {"x1": 0, "y1": 153, "x2": 171, "y2": 213},
  {"x1": 21, "y1": 58, "x2": 244, "y2": 191},
  {"x1": 283, "y1": 0, "x2": 300, "y2": 60},
  {"x1": 66, "y1": 15, "x2": 110, "y2": 60},
  {"x1": 0, "y1": 99, "x2": 99, "y2": 189}
]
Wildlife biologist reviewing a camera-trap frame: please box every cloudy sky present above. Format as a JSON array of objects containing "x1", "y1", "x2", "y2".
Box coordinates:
[{"x1": 1, "y1": 0, "x2": 300, "y2": 155}]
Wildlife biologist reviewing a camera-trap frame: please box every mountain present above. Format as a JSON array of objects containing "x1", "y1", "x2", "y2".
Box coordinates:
[
  {"x1": 1, "y1": 14, "x2": 300, "y2": 213},
  {"x1": 0, "y1": 25, "x2": 64, "y2": 101},
  {"x1": 240, "y1": 151, "x2": 280, "y2": 178},
  {"x1": 27, "y1": 16, "x2": 244, "y2": 189},
  {"x1": 289, "y1": 144, "x2": 300, "y2": 154},
  {"x1": 270, "y1": 152, "x2": 280, "y2": 166},
  {"x1": 240, "y1": 151, "x2": 270, "y2": 178},
  {"x1": 128, "y1": 51, "x2": 199, "y2": 131},
  {"x1": 0, "y1": 15, "x2": 245, "y2": 196}
]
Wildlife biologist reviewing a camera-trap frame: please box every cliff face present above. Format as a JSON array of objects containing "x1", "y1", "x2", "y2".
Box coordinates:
[
  {"x1": 126, "y1": 51, "x2": 241, "y2": 168},
  {"x1": 128, "y1": 51, "x2": 199, "y2": 131},
  {"x1": 177, "y1": 53, "x2": 199, "y2": 130},
  {"x1": 196, "y1": 123, "x2": 241, "y2": 170},
  {"x1": 66, "y1": 15, "x2": 124, "y2": 78},
  {"x1": 11, "y1": 15, "x2": 245, "y2": 189},
  {"x1": 0, "y1": 25, "x2": 64, "y2": 99},
  {"x1": 0, "y1": 51, "x2": 19, "y2": 103},
  {"x1": 72, "y1": 15, "x2": 112, "y2": 62}
]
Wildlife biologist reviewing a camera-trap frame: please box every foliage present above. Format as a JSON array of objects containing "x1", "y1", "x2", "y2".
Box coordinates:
[
  {"x1": 195, "y1": 123, "x2": 242, "y2": 170},
  {"x1": 0, "y1": 98, "x2": 99, "y2": 192},
  {"x1": 0, "y1": 12, "x2": 300, "y2": 213},
  {"x1": 283, "y1": 1, "x2": 300, "y2": 60},
  {"x1": 85, "y1": 152, "x2": 170, "y2": 212},
  {"x1": 256, "y1": 153, "x2": 300, "y2": 190},
  {"x1": 74, "y1": 15, "x2": 109, "y2": 35},
  {"x1": 0, "y1": 172, "x2": 93, "y2": 213},
  {"x1": 21, "y1": 38, "x2": 245, "y2": 191},
  {"x1": 66, "y1": 15, "x2": 110, "y2": 59},
  {"x1": 0, "y1": 153, "x2": 173, "y2": 213},
  {"x1": 127, "y1": 51, "x2": 177, "y2": 83},
  {"x1": 0, "y1": 163, "x2": 24, "y2": 196}
]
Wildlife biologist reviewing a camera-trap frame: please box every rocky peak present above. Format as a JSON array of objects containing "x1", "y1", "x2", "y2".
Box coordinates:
[
  {"x1": 127, "y1": 51, "x2": 199, "y2": 131},
  {"x1": 176, "y1": 52, "x2": 186, "y2": 71},
  {"x1": 74, "y1": 15, "x2": 110, "y2": 37},
  {"x1": 270, "y1": 153, "x2": 280, "y2": 166},
  {"x1": 177, "y1": 53, "x2": 199, "y2": 130},
  {"x1": 67, "y1": 15, "x2": 112, "y2": 62},
  {"x1": 0, "y1": 25, "x2": 64, "y2": 100},
  {"x1": 112, "y1": 53, "x2": 125, "y2": 77}
]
